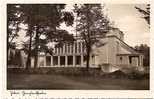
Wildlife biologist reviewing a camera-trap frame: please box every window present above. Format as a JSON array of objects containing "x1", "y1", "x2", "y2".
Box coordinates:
[
  {"x1": 53, "y1": 56, "x2": 58, "y2": 65},
  {"x1": 68, "y1": 44, "x2": 70, "y2": 53},
  {"x1": 84, "y1": 55, "x2": 87, "y2": 62},
  {"x1": 58, "y1": 48, "x2": 60, "y2": 54},
  {"x1": 76, "y1": 56, "x2": 81, "y2": 65},
  {"x1": 60, "y1": 56, "x2": 65, "y2": 65},
  {"x1": 46, "y1": 56, "x2": 51, "y2": 66},
  {"x1": 39, "y1": 57, "x2": 44, "y2": 66},
  {"x1": 75, "y1": 42, "x2": 77, "y2": 53},
  {"x1": 61, "y1": 47, "x2": 63, "y2": 54},
  {"x1": 65, "y1": 44, "x2": 67, "y2": 53},
  {"x1": 120, "y1": 57, "x2": 122, "y2": 60},
  {"x1": 68, "y1": 56, "x2": 73, "y2": 65},
  {"x1": 129, "y1": 56, "x2": 132, "y2": 64},
  {"x1": 78, "y1": 42, "x2": 81, "y2": 53},
  {"x1": 71, "y1": 44, "x2": 73, "y2": 53},
  {"x1": 82, "y1": 42, "x2": 85, "y2": 53},
  {"x1": 92, "y1": 55, "x2": 95, "y2": 64}
]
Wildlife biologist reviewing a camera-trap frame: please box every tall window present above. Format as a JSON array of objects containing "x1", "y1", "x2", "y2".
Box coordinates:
[
  {"x1": 84, "y1": 55, "x2": 87, "y2": 62},
  {"x1": 92, "y1": 55, "x2": 95, "y2": 64},
  {"x1": 68, "y1": 56, "x2": 73, "y2": 65},
  {"x1": 68, "y1": 44, "x2": 70, "y2": 53},
  {"x1": 58, "y1": 47, "x2": 60, "y2": 54},
  {"x1": 76, "y1": 56, "x2": 81, "y2": 65},
  {"x1": 82, "y1": 42, "x2": 85, "y2": 53},
  {"x1": 61, "y1": 47, "x2": 63, "y2": 54},
  {"x1": 75, "y1": 42, "x2": 77, "y2": 53},
  {"x1": 65, "y1": 44, "x2": 67, "y2": 53},
  {"x1": 46, "y1": 56, "x2": 51, "y2": 66},
  {"x1": 53, "y1": 56, "x2": 58, "y2": 66},
  {"x1": 60, "y1": 56, "x2": 65, "y2": 65},
  {"x1": 39, "y1": 57, "x2": 44, "y2": 66},
  {"x1": 71, "y1": 44, "x2": 73, "y2": 53},
  {"x1": 129, "y1": 56, "x2": 132, "y2": 64},
  {"x1": 78, "y1": 42, "x2": 81, "y2": 53}
]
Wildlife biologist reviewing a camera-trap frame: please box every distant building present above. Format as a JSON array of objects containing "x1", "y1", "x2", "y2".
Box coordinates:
[{"x1": 8, "y1": 28, "x2": 144, "y2": 72}]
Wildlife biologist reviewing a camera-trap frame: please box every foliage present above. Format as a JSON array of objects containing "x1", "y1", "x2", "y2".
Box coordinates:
[
  {"x1": 134, "y1": 44, "x2": 150, "y2": 66},
  {"x1": 7, "y1": 4, "x2": 74, "y2": 69},
  {"x1": 135, "y1": 4, "x2": 150, "y2": 25},
  {"x1": 73, "y1": 4, "x2": 111, "y2": 69}
]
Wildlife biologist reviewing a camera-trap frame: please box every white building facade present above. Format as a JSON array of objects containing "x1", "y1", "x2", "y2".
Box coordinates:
[{"x1": 30, "y1": 29, "x2": 144, "y2": 72}]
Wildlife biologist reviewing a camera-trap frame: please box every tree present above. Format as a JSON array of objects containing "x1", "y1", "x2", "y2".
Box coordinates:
[
  {"x1": 7, "y1": 5, "x2": 21, "y2": 52},
  {"x1": 8, "y1": 4, "x2": 74, "y2": 69},
  {"x1": 135, "y1": 4, "x2": 150, "y2": 25},
  {"x1": 74, "y1": 4, "x2": 111, "y2": 70},
  {"x1": 134, "y1": 44, "x2": 150, "y2": 67}
]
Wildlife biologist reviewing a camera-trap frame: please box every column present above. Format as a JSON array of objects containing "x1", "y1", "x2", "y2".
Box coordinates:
[
  {"x1": 44, "y1": 56, "x2": 46, "y2": 66},
  {"x1": 81, "y1": 55, "x2": 84, "y2": 67},
  {"x1": 73, "y1": 55, "x2": 76, "y2": 67},
  {"x1": 77, "y1": 42, "x2": 79, "y2": 54},
  {"x1": 67, "y1": 44, "x2": 69, "y2": 54},
  {"x1": 63, "y1": 44, "x2": 65, "y2": 54},
  {"x1": 80, "y1": 41, "x2": 83, "y2": 53},
  {"x1": 51, "y1": 56, "x2": 53, "y2": 66},
  {"x1": 58, "y1": 56, "x2": 60, "y2": 67},
  {"x1": 65, "y1": 56, "x2": 68, "y2": 67}
]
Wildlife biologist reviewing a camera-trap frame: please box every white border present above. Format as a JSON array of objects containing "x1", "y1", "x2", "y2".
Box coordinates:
[{"x1": 0, "y1": 0, "x2": 153, "y2": 98}]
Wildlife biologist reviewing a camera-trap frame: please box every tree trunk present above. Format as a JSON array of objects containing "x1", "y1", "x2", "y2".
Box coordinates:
[
  {"x1": 26, "y1": 26, "x2": 33, "y2": 70},
  {"x1": 86, "y1": 45, "x2": 91, "y2": 71},
  {"x1": 34, "y1": 27, "x2": 39, "y2": 69}
]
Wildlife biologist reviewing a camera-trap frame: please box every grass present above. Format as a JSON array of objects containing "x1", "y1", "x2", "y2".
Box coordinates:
[{"x1": 7, "y1": 73, "x2": 149, "y2": 90}]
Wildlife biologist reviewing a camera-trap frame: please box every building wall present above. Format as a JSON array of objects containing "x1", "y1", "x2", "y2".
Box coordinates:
[{"x1": 31, "y1": 29, "x2": 144, "y2": 69}]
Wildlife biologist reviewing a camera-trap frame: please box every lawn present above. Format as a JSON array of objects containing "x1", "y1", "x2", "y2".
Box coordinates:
[{"x1": 7, "y1": 73, "x2": 149, "y2": 90}]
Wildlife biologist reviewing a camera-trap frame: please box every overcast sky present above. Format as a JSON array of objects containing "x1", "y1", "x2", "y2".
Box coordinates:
[
  {"x1": 60, "y1": 4, "x2": 149, "y2": 47},
  {"x1": 16, "y1": 3, "x2": 149, "y2": 48},
  {"x1": 106, "y1": 4, "x2": 149, "y2": 46}
]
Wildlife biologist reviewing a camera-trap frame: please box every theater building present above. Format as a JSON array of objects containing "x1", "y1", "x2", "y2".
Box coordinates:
[{"x1": 29, "y1": 28, "x2": 144, "y2": 71}]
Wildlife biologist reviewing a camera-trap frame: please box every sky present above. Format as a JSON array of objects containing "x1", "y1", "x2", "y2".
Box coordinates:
[
  {"x1": 15, "y1": 3, "x2": 150, "y2": 48},
  {"x1": 60, "y1": 4, "x2": 149, "y2": 47},
  {"x1": 105, "y1": 4, "x2": 149, "y2": 46}
]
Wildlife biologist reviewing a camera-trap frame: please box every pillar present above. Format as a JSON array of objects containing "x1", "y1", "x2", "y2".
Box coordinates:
[
  {"x1": 81, "y1": 41, "x2": 83, "y2": 53},
  {"x1": 77, "y1": 42, "x2": 79, "y2": 54},
  {"x1": 69, "y1": 44, "x2": 72, "y2": 54},
  {"x1": 65, "y1": 56, "x2": 68, "y2": 67},
  {"x1": 63, "y1": 44, "x2": 65, "y2": 54},
  {"x1": 73, "y1": 42, "x2": 76, "y2": 54},
  {"x1": 58, "y1": 56, "x2": 60, "y2": 67},
  {"x1": 51, "y1": 56, "x2": 53, "y2": 66},
  {"x1": 73, "y1": 55, "x2": 76, "y2": 67},
  {"x1": 67, "y1": 44, "x2": 69, "y2": 54},
  {"x1": 44, "y1": 56, "x2": 46, "y2": 67},
  {"x1": 81, "y1": 55, "x2": 84, "y2": 67}
]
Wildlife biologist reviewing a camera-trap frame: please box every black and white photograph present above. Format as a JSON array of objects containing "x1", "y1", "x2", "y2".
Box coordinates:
[{"x1": 7, "y1": 3, "x2": 150, "y2": 90}]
